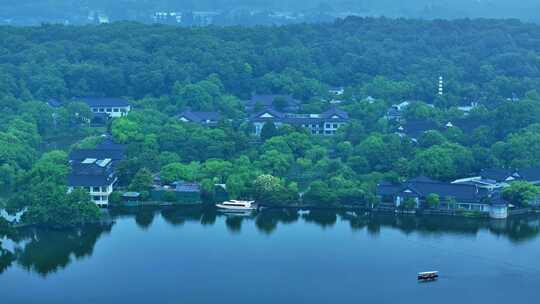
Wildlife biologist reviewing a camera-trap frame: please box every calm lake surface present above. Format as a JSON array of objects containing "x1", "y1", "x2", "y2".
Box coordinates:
[{"x1": 1, "y1": 207, "x2": 540, "y2": 304}]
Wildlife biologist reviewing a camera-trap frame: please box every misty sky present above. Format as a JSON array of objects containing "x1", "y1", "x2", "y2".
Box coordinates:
[{"x1": 1, "y1": 0, "x2": 539, "y2": 22}]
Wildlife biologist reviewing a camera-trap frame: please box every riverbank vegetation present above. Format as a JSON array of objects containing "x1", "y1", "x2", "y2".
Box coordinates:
[{"x1": 2, "y1": 18, "x2": 540, "y2": 226}]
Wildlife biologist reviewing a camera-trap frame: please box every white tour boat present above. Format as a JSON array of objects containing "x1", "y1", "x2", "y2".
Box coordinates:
[{"x1": 216, "y1": 200, "x2": 257, "y2": 211}]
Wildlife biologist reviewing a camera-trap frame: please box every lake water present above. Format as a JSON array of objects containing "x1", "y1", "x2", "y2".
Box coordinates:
[{"x1": 1, "y1": 207, "x2": 540, "y2": 304}]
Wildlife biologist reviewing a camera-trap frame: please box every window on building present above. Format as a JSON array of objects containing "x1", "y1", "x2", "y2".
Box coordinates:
[
  {"x1": 325, "y1": 123, "x2": 331, "y2": 128},
  {"x1": 113, "y1": 108, "x2": 119, "y2": 112},
  {"x1": 92, "y1": 108, "x2": 98, "y2": 112},
  {"x1": 92, "y1": 186, "x2": 100, "y2": 192},
  {"x1": 93, "y1": 196, "x2": 101, "y2": 201},
  {"x1": 98, "y1": 108, "x2": 105, "y2": 112},
  {"x1": 106, "y1": 108, "x2": 112, "y2": 112},
  {"x1": 333, "y1": 124, "x2": 338, "y2": 128}
]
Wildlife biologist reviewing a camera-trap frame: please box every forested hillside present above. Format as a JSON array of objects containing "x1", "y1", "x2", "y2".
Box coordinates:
[
  {"x1": 2, "y1": 17, "x2": 540, "y2": 225},
  {"x1": 1, "y1": 18, "x2": 539, "y2": 102}
]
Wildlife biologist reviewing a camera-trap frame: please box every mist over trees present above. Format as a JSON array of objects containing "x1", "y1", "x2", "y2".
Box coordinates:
[{"x1": 1, "y1": 0, "x2": 539, "y2": 25}]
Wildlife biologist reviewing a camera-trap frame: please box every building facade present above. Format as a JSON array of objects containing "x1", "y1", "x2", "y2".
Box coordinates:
[
  {"x1": 177, "y1": 109, "x2": 221, "y2": 126},
  {"x1": 68, "y1": 138, "x2": 125, "y2": 207},
  {"x1": 377, "y1": 176, "x2": 508, "y2": 218},
  {"x1": 76, "y1": 97, "x2": 131, "y2": 118},
  {"x1": 250, "y1": 108, "x2": 349, "y2": 136},
  {"x1": 68, "y1": 158, "x2": 117, "y2": 207}
]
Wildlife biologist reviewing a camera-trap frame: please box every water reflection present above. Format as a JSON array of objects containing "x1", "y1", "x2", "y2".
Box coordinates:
[
  {"x1": 1, "y1": 207, "x2": 540, "y2": 276},
  {"x1": 255, "y1": 209, "x2": 299, "y2": 234},
  {"x1": 2, "y1": 224, "x2": 112, "y2": 276},
  {"x1": 303, "y1": 210, "x2": 338, "y2": 228},
  {"x1": 0, "y1": 248, "x2": 15, "y2": 274}
]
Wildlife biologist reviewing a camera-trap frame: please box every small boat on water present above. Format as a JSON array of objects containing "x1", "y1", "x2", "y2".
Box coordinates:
[
  {"x1": 216, "y1": 200, "x2": 257, "y2": 211},
  {"x1": 418, "y1": 271, "x2": 439, "y2": 281}
]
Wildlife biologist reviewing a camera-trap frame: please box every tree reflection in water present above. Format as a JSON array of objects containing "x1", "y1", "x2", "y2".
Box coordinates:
[
  {"x1": 255, "y1": 209, "x2": 300, "y2": 234},
  {"x1": 161, "y1": 205, "x2": 207, "y2": 226},
  {"x1": 11, "y1": 224, "x2": 112, "y2": 276},
  {"x1": 341, "y1": 212, "x2": 540, "y2": 243},
  {"x1": 0, "y1": 218, "x2": 15, "y2": 273},
  {"x1": 225, "y1": 216, "x2": 244, "y2": 233},
  {"x1": 1, "y1": 207, "x2": 540, "y2": 276},
  {"x1": 302, "y1": 210, "x2": 337, "y2": 228}
]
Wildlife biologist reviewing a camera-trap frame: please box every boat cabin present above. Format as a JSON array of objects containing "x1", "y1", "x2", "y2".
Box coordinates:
[{"x1": 418, "y1": 271, "x2": 439, "y2": 281}]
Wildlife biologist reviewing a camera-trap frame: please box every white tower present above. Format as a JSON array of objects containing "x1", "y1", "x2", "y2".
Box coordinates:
[{"x1": 438, "y1": 76, "x2": 444, "y2": 96}]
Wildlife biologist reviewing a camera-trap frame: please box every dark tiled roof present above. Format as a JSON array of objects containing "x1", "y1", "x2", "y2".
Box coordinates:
[
  {"x1": 376, "y1": 182, "x2": 403, "y2": 196},
  {"x1": 377, "y1": 177, "x2": 489, "y2": 203},
  {"x1": 244, "y1": 94, "x2": 300, "y2": 112},
  {"x1": 68, "y1": 142, "x2": 124, "y2": 188},
  {"x1": 397, "y1": 120, "x2": 439, "y2": 139},
  {"x1": 69, "y1": 149, "x2": 125, "y2": 163},
  {"x1": 480, "y1": 166, "x2": 540, "y2": 183},
  {"x1": 75, "y1": 97, "x2": 130, "y2": 107},
  {"x1": 480, "y1": 168, "x2": 516, "y2": 182},
  {"x1": 69, "y1": 139, "x2": 125, "y2": 162},
  {"x1": 178, "y1": 109, "x2": 221, "y2": 123},
  {"x1": 451, "y1": 119, "x2": 486, "y2": 131},
  {"x1": 250, "y1": 108, "x2": 286, "y2": 120},
  {"x1": 408, "y1": 176, "x2": 437, "y2": 183},
  {"x1": 406, "y1": 181, "x2": 486, "y2": 203},
  {"x1": 322, "y1": 108, "x2": 349, "y2": 119},
  {"x1": 97, "y1": 138, "x2": 126, "y2": 152},
  {"x1": 68, "y1": 161, "x2": 115, "y2": 187},
  {"x1": 516, "y1": 166, "x2": 540, "y2": 183}
]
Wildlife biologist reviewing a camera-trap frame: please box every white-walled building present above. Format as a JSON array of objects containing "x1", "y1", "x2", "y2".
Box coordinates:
[
  {"x1": 76, "y1": 97, "x2": 131, "y2": 118},
  {"x1": 68, "y1": 139, "x2": 125, "y2": 207},
  {"x1": 250, "y1": 108, "x2": 349, "y2": 136},
  {"x1": 67, "y1": 158, "x2": 117, "y2": 207}
]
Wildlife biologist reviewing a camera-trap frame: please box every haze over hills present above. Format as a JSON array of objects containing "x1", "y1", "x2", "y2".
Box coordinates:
[{"x1": 1, "y1": 0, "x2": 539, "y2": 25}]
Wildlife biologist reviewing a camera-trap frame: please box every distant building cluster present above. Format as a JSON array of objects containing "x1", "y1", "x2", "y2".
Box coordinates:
[
  {"x1": 174, "y1": 93, "x2": 351, "y2": 137},
  {"x1": 377, "y1": 166, "x2": 540, "y2": 219}
]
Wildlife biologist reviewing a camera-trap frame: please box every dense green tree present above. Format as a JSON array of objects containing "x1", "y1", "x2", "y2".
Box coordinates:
[
  {"x1": 303, "y1": 181, "x2": 338, "y2": 206},
  {"x1": 491, "y1": 124, "x2": 540, "y2": 168},
  {"x1": 200, "y1": 159, "x2": 233, "y2": 183},
  {"x1": 257, "y1": 150, "x2": 293, "y2": 176},
  {"x1": 260, "y1": 122, "x2": 278, "y2": 141},
  {"x1": 418, "y1": 130, "x2": 447, "y2": 148},
  {"x1": 160, "y1": 162, "x2": 200, "y2": 184},
  {"x1": 129, "y1": 168, "x2": 153, "y2": 192},
  {"x1": 253, "y1": 174, "x2": 295, "y2": 206},
  {"x1": 502, "y1": 182, "x2": 540, "y2": 207},
  {"x1": 426, "y1": 193, "x2": 440, "y2": 208},
  {"x1": 412, "y1": 143, "x2": 474, "y2": 181}
]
